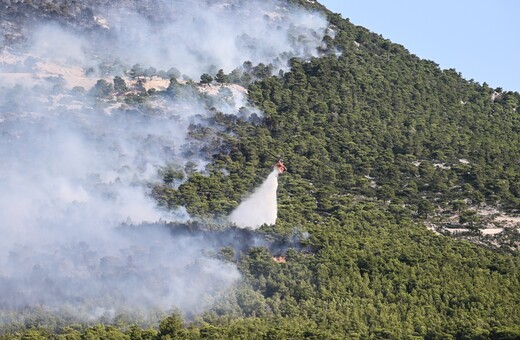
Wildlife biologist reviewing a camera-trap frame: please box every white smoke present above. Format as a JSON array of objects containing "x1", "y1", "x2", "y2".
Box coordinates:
[
  {"x1": 229, "y1": 169, "x2": 279, "y2": 229},
  {"x1": 96, "y1": 0, "x2": 329, "y2": 78},
  {"x1": 0, "y1": 79, "x2": 241, "y2": 317},
  {"x1": 0, "y1": 0, "x2": 329, "y2": 322},
  {"x1": 0, "y1": 85, "x2": 233, "y2": 316}
]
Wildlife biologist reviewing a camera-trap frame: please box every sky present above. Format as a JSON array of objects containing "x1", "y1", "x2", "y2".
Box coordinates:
[{"x1": 319, "y1": 0, "x2": 520, "y2": 92}]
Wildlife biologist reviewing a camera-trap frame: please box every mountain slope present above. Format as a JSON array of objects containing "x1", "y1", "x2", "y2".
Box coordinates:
[
  {"x1": 1, "y1": 0, "x2": 520, "y2": 339},
  {"x1": 148, "y1": 3, "x2": 520, "y2": 338}
]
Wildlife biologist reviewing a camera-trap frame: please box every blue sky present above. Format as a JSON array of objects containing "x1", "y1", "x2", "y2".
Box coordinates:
[{"x1": 319, "y1": 0, "x2": 520, "y2": 92}]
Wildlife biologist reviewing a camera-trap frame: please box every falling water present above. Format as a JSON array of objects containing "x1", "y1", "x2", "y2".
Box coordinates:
[{"x1": 228, "y1": 169, "x2": 279, "y2": 229}]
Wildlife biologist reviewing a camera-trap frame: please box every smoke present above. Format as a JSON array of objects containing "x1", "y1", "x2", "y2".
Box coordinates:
[
  {"x1": 0, "y1": 77, "x2": 242, "y2": 318},
  {"x1": 29, "y1": 24, "x2": 88, "y2": 65},
  {"x1": 229, "y1": 169, "x2": 279, "y2": 229},
  {"x1": 0, "y1": 225, "x2": 240, "y2": 318},
  {"x1": 0, "y1": 0, "x2": 328, "y2": 323},
  {"x1": 93, "y1": 0, "x2": 329, "y2": 78},
  {"x1": 0, "y1": 84, "x2": 223, "y2": 318}
]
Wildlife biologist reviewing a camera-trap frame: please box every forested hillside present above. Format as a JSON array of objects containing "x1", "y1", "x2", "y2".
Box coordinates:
[{"x1": 2, "y1": 0, "x2": 520, "y2": 339}]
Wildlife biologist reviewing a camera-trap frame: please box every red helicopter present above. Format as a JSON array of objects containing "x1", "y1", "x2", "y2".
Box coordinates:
[
  {"x1": 276, "y1": 158, "x2": 287, "y2": 174},
  {"x1": 266, "y1": 151, "x2": 288, "y2": 174}
]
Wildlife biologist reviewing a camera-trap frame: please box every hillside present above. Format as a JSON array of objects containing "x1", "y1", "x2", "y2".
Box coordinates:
[{"x1": 1, "y1": 0, "x2": 520, "y2": 339}]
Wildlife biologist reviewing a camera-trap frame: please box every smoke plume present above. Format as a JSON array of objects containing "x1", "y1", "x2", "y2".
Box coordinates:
[
  {"x1": 92, "y1": 0, "x2": 329, "y2": 78},
  {"x1": 0, "y1": 0, "x2": 329, "y2": 322}
]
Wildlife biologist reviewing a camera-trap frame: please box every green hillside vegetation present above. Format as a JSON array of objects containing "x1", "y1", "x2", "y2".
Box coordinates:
[
  {"x1": 3, "y1": 1, "x2": 520, "y2": 339},
  {"x1": 154, "y1": 10, "x2": 520, "y2": 246}
]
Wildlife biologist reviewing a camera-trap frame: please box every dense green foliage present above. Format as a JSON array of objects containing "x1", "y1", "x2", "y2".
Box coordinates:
[
  {"x1": 150, "y1": 5, "x2": 520, "y2": 338},
  {"x1": 3, "y1": 1, "x2": 520, "y2": 339}
]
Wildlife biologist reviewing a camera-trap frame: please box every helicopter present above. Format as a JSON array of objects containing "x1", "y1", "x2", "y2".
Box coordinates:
[
  {"x1": 265, "y1": 150, "x2": 288, "y2": 174},
  {"x1": 276, "y1": 158, "x2": 287, "y2": 174}
]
